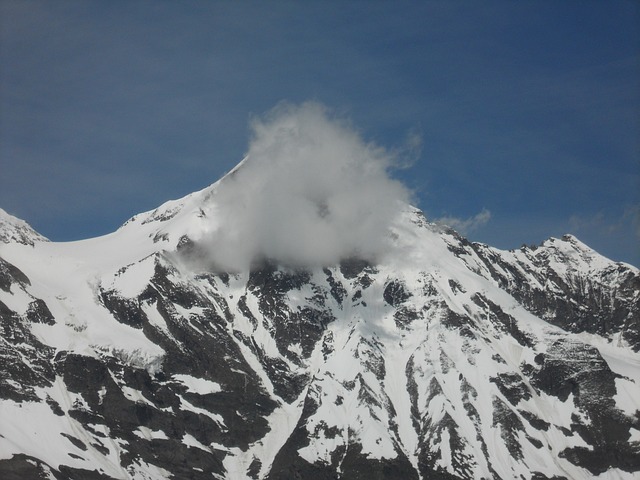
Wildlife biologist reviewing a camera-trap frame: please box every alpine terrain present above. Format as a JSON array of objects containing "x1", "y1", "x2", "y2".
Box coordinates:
[{"x1": 1, "y1": 161, "x2": 639, "y2": 480}]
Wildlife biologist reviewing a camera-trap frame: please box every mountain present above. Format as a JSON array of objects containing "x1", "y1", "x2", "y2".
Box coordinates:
[{"x1": 1, "y1": 167, "x2": 639, "y2": 480}]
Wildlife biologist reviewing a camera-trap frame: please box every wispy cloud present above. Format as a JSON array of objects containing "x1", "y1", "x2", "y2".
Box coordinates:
[
  {"x1": 569, "y1": 205, "x2": 640, "y2": 240},
  {"x1": 624, "y1": 205, "x2": 640, "y2": 239},
  {"x1": 435, "y1": 208, "x2": 492, "y2": 235}
]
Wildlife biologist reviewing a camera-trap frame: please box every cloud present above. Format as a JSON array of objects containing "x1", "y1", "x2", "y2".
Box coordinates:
[
  {"x1": 623, "y1": 205, "x2": 640, "y2": 239},
  {"x1": 568, "y1": 212, "x2": 609, "y2": 233},
  {"x1": 569, "y1": 205, "x2": 640, "y2": 239},
  {"x1": 194, "y1": 102, "x2": 412, "y2": 270},
  {"x1": 435, "y1": 208, "x2": 491, "y2": 235}
]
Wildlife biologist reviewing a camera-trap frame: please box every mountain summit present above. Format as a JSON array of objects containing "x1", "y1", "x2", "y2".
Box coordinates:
[
  {"x1": 0, "y1": 208, "x2": 49, "y2": 246},
  {"x1": 0, "y1": 160, "x2": 639, "y2": 479}
]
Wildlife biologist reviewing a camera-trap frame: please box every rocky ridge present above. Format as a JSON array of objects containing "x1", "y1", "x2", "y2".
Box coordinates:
[{"x1": 0, "y1": 174, "x2": 639, "y2": 479}]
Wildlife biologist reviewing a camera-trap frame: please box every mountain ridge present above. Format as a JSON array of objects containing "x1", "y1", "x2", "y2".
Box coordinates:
[{"x1": 1, "y1": 168, "x2": 639, "y2": 479}]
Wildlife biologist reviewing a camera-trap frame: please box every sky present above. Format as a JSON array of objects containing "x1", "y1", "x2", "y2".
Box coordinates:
[{"x1": 1, "y1": 0, "x2": 639, "y2": 266}]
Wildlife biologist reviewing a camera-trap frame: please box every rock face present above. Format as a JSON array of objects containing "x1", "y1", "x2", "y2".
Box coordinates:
[{"x1": 0, "y1": 181, "x2": 639, "y2": 479}]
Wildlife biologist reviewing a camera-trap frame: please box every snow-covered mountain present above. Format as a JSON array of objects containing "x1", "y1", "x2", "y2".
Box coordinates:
[{"x1": 1, "y1": 165, "x2": 639, "y2": 480}]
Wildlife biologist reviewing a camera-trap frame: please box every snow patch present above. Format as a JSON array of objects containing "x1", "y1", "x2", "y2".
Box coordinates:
[
  {"x1": 133, "y1": 427, "x2": 169, "y2": 441},
  {"x1": 613, "y1": 377, "x2": 640, "y2": 417},
  {"x1": 172, "y1": 374, "x2": 222, "y2": 395}
]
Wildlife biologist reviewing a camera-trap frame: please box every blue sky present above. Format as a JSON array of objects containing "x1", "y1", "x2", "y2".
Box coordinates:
[{"x1": 1, "y1": 0, "x2": 639, "y2": 266}]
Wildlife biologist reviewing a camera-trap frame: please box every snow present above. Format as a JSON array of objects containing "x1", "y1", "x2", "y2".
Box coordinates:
[
  {"x1": 597, "y1": 340, "x2": 640, "y2": 380},
  {"x1": 181, "y1": 433, "x2": 212, "y2": 452},
  {"x1": 227, "y1": 395, "x2": 305, "y2": 478},
  {"x1": 178, "y1": 396, "x2": 226, "y2": 427},
  {"x1": 141, "y1": 301, "x2": 170, "y2": 335},
  {"x1": 97, "y1": 386, "x2": 107, "y2": 405},
  {"x1": 3, "y1": 231, "x2": 167, "y2": 374},
  {"x1": 125, "y1": 459, "x2": 173, "y2": 480},
  {"x1": 0, "y1": 207, "x2": 49, "y2": 244},
  {"x1": 0, "y1": 397, "x2": 128, "y2": 478},
  {"x1": 595, "y1": 469, "x2": 640, "y2": 480},
  {"x1": 120, "y1": 386, "x2": 155, "y2": 406},
  {"x1": 613, "y1": 378, "x2": 640, "y2": 417},
  {"x1": 1, "y1": 176, "x2": 638, "y2": 479},
  {"x1": 133, "y1": 427, "x2": 169, "y2": 441},
  {"x1": 172, "y1": 374, "x2": 222, "y2": 395},
  {"x1": 107, "y1": 255, "x2": 156, "y2": 298},
  {"x1": 0, "y1": 282, "x2": 32, "y2": 315}
]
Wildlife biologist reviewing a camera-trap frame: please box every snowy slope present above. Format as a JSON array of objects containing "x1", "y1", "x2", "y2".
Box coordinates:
[
  {"x1": 0, "y1": 208, "x2": 48, "y2": 246},
  {"x1": 1, "y1": 168, "x2": 639, "y2": 479}
]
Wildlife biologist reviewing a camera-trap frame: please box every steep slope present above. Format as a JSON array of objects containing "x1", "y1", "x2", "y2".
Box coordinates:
[
  {"x1": 0, "y1": 175, "x2": 639, "y2": 480},
  {"x1": 0, "y1": 208, "x2": 48, "y2": 246}
]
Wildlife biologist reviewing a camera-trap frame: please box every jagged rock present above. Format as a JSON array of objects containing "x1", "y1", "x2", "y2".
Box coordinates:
[{"x1": 1, "y1": 173, "x2": 638, "y2": 479}]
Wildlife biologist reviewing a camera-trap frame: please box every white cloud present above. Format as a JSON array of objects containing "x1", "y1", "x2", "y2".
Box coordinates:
[
  {"x1": 569, "y1": 205, "x2": 640, "y2": 239},
  {"x1": 196, "y1": 102, "x2": 412, "y2": 270},
  {"x1": 568, "y1": 212, "x2": 608, "y2": 232},
  {"x1": 435, "y1": 208, "x2": 491, "y2": 235},
  {"x1": 623, "y1": 205, "x2": 640, "y2": 239}
]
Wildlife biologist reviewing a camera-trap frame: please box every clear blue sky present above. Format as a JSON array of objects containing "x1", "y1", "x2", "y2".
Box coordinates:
[{"x1": 1, "y1": 0, "x2": 639, "y2": 266}]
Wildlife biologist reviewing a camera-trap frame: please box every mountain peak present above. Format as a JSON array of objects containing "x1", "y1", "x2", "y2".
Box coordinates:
[
  {"x1": 1, "y1": 151, "x2": 639, "y2": 479},
  {"x1": 0, "y1": 188, "x2": 638, "y2": 478},
  {"x1": 535, "y1": 233, "x2": 616, "y2": 273},
  {"x1": 0, "y1": 208, "x2": 48, "y2": 246}
]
